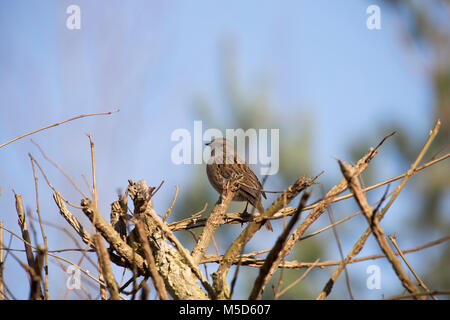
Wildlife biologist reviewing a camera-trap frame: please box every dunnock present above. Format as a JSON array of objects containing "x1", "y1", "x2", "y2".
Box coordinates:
[{"x1": 205, "y1": 138, "x2": 273, "y2": 231}]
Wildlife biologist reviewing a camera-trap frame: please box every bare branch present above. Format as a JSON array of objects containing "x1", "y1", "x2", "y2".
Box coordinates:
[
  {"x1": 13, "y1": 192, "x2": 35, "y2": 273},
  {"x1": 212, "y1": 174, "x2": 318, "y2": 299},
  {"x1": 388, "y1": 234, "x2": 437, "y2": 300},
  {"x1": 339, "y1": 159, "x2": 424, "y2": 299},
  {"x1": 135, "y1": 220, "x2": 169, "y2": 300},
  {"x1": 163, "y1": 185, "x2": 179, "y2": 222},
  {"x1": 191, "y1": 178, "x2": 238, "y2": 265},
  {"x1": 0, "y1": 109, "x2": 119, "y2": 149},
  {"x1": 317, "y1": 119, "x2": 441, "y2": 300},
  {"x1": 94, "y1": 234, "x2": 120, "y2": 300},
  {"x1": 249, "y1": 191, "x2": 311, "y2": 299}
]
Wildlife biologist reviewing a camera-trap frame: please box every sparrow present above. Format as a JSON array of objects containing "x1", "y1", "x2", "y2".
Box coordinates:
[{"x1": 205, "y1": 138, "x2": 273, "y2": 231}]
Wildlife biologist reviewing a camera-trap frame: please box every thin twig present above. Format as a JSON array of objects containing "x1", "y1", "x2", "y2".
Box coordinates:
[
  {"x1": 316, "y1": 120, "x2": 441, "y2": 300},
  {"x1": 29, "y1": 154, "x2": 83, "y2": 209},
  {"x1": 384, "y1": 290, "x2": 450, "y2": 300},
  {"x1": 388, "y1": 234, "x2": 437, "y2": 300},
  {"x1": 169, "y1": 152, "x2": 449, "y2": 233},
  {"x1": 163, "y1": 185, "x2": 179, "y2": 222},
  {"x1": 212, "y1": 175, "x2": 318, "y2": 299},
  {"x1": 0, "y1": 109, "x2": 119, "y2": 149},
  {"x1": 339, "y1": 159, "x2": 424, "y2": 299},
  {"x1": 87, "y1": 134, "x2": 98, "y2": 209},
  {"x1": 253, "y1": 147, "x2": 379, "y2": 300},
  {"x1": 275, "y1": 258, "x2": 320, "y2": 299},
  {"x1": 31, "y1": 139, "x2": 88, "y2": 199},
  {"x1": 201, "y1": 235, "x2": 450, "y2": 269},
  {"x1": 248, "y1": 191, "x2": 311, "y2": 300},
  {"x1": 320, "y1": 182, "x2": 353, "y2": 299}
]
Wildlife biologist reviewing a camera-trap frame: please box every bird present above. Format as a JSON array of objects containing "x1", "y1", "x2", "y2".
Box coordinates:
[{"x1": 205, "y1": 137, "x2": 273, "y2": 231}]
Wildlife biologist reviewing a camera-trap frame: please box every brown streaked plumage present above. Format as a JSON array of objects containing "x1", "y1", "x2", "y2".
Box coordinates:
[{"x1": 205, "y1": 138, "x2": 273, "y2": 231}]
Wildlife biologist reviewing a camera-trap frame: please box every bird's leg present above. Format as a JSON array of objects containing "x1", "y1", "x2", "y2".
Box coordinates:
[
  {"x1": 242, "y1": 201, "x2": 249, "y2": 215},
  {"x1": 241, "y1": 201, "x2": 250, "y2": 227}
]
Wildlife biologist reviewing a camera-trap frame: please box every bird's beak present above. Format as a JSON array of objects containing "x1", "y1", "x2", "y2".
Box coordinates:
[{"x1": 205, "y1": 141, "x2": 211, "y2": 146}]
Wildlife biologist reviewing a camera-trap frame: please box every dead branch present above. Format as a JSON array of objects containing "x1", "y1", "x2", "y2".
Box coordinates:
[
  {"x1": 191, "y1": 178, "x2": 239, "y2": 264},
  {"x1": 126, "y1": 179, "x2": 210, "y2": 299},
  {"x1": 388, "y1": 234, "x2": 437, "y2": 300},
  {"x1": 29, "y1": 155, "x2": 49, "y2": 299},
  {"x1": 14, "y1": 192, "x2": 35, "y2": 271},
  {"x1": 212, "y1": 174, "x2": 319, "y2": 299},
  {"x1": 251, "y1": 146, "x2": 379, "y2": 299},
  {"x1": 163, "y1": 185, "x2": 179, "y2": 222},
  {"x1": 135, "y1": 220, "x2": 169, "y2": 300},
  {"x1": 0, "y1": 109, "x2": 119, "y2": 150},
  {"x1": 384, "y1": 290, "x2": 450, "y2": 300},
  {"x1": 168, "y1": 152, "x2": 449, "y2": 233},
  {"x1": 316, "y1": 119, "x2": 441, "y2": 300},
  {"x1": 80, "y1": 198, "x2": 147, "y2": 275},
  {"x1": 53, "y1": 191, "x2": 93, "y2": 247},
  {"x1": 249, "y1": 191, "x2": 311, "y2": 299},
  {"x1": 93, "y1": 234, "x2": 120, "y2": 300},
  {"x1": 29, "y1": 245, "x2": 46, "y2": 300},
  {"x1": 339, "y1": 159, "x2": 424, "y2": 299}
]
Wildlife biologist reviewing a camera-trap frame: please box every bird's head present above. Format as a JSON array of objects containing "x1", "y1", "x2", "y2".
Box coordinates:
[{"x1": 205, "y1": 138, "x2": 236, "y2": 155}]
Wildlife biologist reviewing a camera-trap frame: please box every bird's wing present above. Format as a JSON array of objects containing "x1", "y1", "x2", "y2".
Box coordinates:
[{"x1": 239, "y1": 163, "x2": 267, "y2": 200}]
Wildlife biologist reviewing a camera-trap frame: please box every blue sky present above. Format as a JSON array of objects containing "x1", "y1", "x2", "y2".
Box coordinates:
[{"x1": 0, "y1": 1, "x2": 441, "y2": 299}]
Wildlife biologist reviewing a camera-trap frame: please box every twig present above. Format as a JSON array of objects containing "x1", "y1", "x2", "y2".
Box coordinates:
[
  {"x1": 152, "y1": 180, "x2": 165, "y2": 197},
  {"x1": 388, "y1": 234, "x2": 437, "y2": 300},
  {"x1": 201, "y1": 235, "x2": 450, "y2": 269},
  {"x1": 163, "y1": 185, "x2": 179, "y2": 222},
  {"x1": 339, "y1": 159, "x2": 424, "y2": 299},
  {"x1": 305, "y1": 152, "x2": 449, "y2": 216},
  {"x1": 31, "y1": 139, "x2": 88, "y2": 199},
  {"x1": 13, "y1": 192, "x2": 35, "y2": 274},
  {"x1": 93, "y1": 234, "x2": 120, "y2": 300},
  {"x1": 229, "y1": 227, "x2": 250, "y2": 299},
  {"x1": 317, "y1": 120, "x2": 441, "y2": 300},
  {"x1": 0, "y1": 109, "x2": 119, "y2": 149},
  {"x1": 80, "y1": 198, "x2": 147, "y2": 275},
  {"x1": 275, "y1": 258, "x2": 320, "y2": 299},
  {"x1": 230, "y1": 168, "x2": 273, "y2": 299},
  {"x1": 87, "y1": 134, "x2": 98, "y2": 209},
  {"x1": 320, "y1": 182, "x2": 353, "y2": 299},
  {"x1": 252, "y1": 147, "x2": 379, "y2": 300},
  {"x1": 0, "y1": 223, "x2": 124, "y2": 298},
  {"x1": 53, "y1": 192, "x2": 93, "y2": 247},
  {"x1": 384, "y1": 290, "x2": 450, "y2": 300},
  {"x1": 249, "y1": 191, "x2": 310, "y2": 300},
  {"x1": 212, "y1": 174, "x2": 318, "y2": 299},
  {"x1": 169, "y1": 152, "x2": 448, "y2": 233},
  {"x1": 29, "y1": 154, "x2": 83, "y2": 209},
  {"x1": 82, "y1": 174, "x2": 93, "y2": 197},
  {"x1": 191, "y1": 179, "x2": 238, "y2": 265}
]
